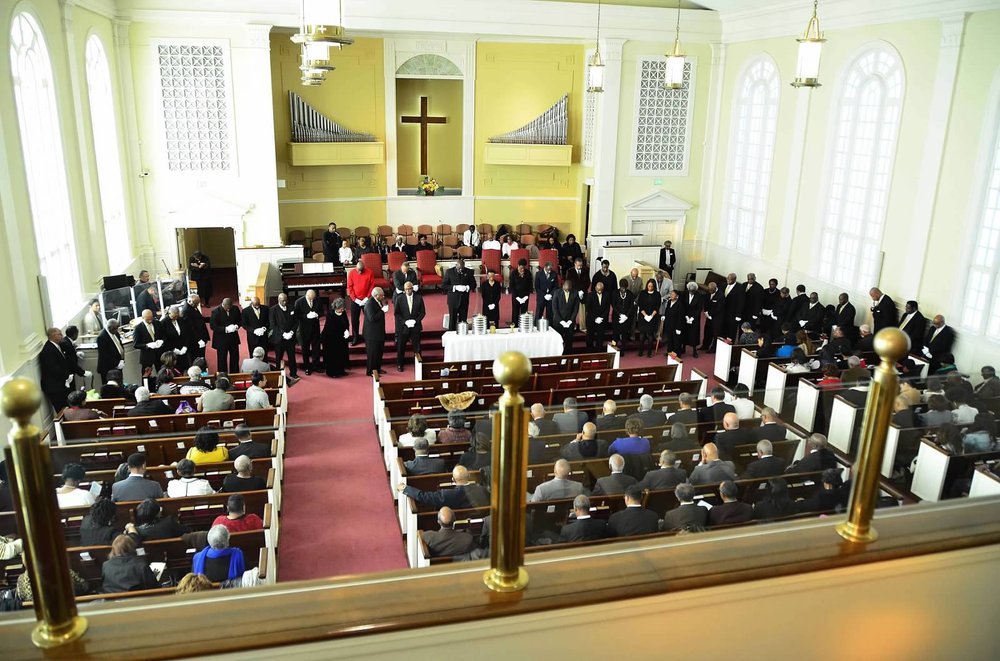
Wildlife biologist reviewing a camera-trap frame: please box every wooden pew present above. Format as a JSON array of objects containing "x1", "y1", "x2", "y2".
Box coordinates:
[
  {"x1": 763, "y1": 363, "x2": 823, "y2": 416},
  {"x1": 49, "y1": 432, "x2": 277, "y2": 472},
  {"x1": 793, "y1": 379, "x2": 821, "y2": 433},
  {"x1": 81, "y1": 388, "x2": 282, "y2": 419},
  {"x1": 57, "y1": 408, "x2": 280, "y2": 444},
  {"x1": 827, "y1": 395, "x2": 863, "y2": 457},
  {"x1": 415, "y1": 352, "x2": 617, "y2": 381},
  {"x1": 713, "y1": 339, "x2": 756, "y2": 385},
  {"x1": 911, "y1": 440, "x2": 1000, "y2": 501}
]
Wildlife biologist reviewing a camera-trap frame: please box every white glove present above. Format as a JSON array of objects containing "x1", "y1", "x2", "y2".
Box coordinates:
[
  {"x1": 578, "y1": 291, "x2": 584, "y2": 299},
  {"x1": 354, "y1": 298, "x2": 364, "y2": 306},
  {"x1": 517, "y1": 296, "x2": 528, "y2": 304},
  {"x1": 381, "y1": 304, "x2": 389, "y2": 313},
  {"x1": 762, "y1": 309, "x2": 772, "y2": 316},
  {"x1": 76, "y1": 351, "x2": 85, "y2": 360},
  {"x1": 405, "y1": 319, "x2": 416, "y2": 328},
  {"x1": 149, "y1": 340, "x2": 163, "y2": 349},
  {"x1": 619, "y1": 314, "x2": 627, "y2": 323},
  {"x1": 412, "y1": 285, "x2": 419, "y2": 291},
  {"x1": 706, "y1": 314, "x2": 712, "y2": 320},
  {"x1": 771, "y1": 312, "x2": 778, "y2": 320},
  {"x1": 675, "y1": 329, "x2": 682, "y2": 335},
  {"x1": 117, "y1": 360, "x2": 125, "y2": 369},
  {"x1": 172, "y1": 348, "x2": 182, "y2": 355},
  {"x1": 686, "y1": 316, "x2": 694, "y2": 324},
  {"x1": 735, "y1": 317, "x2": 742, "y2": 322},
  {"x1": 83, "y1": 370, "x2": 92, "y2": 378},
  {"x1": 488, "y1": 304, "x2": 496, "y2": 310},
  {"x1": 360, "y1": 297, "x2": 369, "y2": 305},
  {"x1": 179, "y1": 346, "x2": 187, "y2": 355},
  {"x1": 227, "y1": 325, "x2": 238, "y2": 333},
  {"x1": 198, "y1": 340, "x2": 206, "y2": 348},
  {"x1": 752, "y1": 315, "x2": 759, "y2": 320},
  {"x1": 343, "y1": 329, "x2": 350, "y2": 339},
  {"x1": 560, "y1": 320, "x2": 572, "y2": 328},
  {"x1": 643, "y1": 314, "x2": 653, "y2": 322},
  {"x1": 253, "y1": 327, "x2": 265, "y2": 336},
  {"x1": 65, "y1": 376, "x2": 73, "y2": 387},
  {"x1": 396, "y1": 289, "x2": 404, "y2": 295},
  {"x1": 922, "y1": 347, "x2": 932, "y2": 358},
  {"x1": 594, "y1": 317, "x2": 602, "y2": 324},
  {"x1": 282, "y1": 331, "x2": 293, "y2": 340},
  {"x1": 544, "y1": 294, "x2": 552, "y2": 301},
  {"x1": 799, "y1": 320, "x2": 807, "y2": 327},
  {"x1": 307, "y1": 312, "x2": 319, "y2": 320}
]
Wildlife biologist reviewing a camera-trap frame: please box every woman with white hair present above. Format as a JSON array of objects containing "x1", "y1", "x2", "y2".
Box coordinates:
[
  {"x1": 240, "y1": 346, "x2": 272, "y2": 374},
  {"x1": 178, "y1": 365, "x2": 210, "y2": 395},
  {"x1": 192, "y1": 524, "x2": 245, "y2": 583}
]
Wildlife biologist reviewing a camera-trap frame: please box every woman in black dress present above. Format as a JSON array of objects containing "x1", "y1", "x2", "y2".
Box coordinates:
[
  {"x1": 189, "y1": 251, "x2": 212, "y2": 305},
  {"x1": 558, "y1": 234, "x2": 583, "y2": 275},
  {"x1": 635, "y1": 279, "x2": 661, "y2": 358},
  {"x1": 321, "y1": 298, "x2": 351, "y2": 377}
]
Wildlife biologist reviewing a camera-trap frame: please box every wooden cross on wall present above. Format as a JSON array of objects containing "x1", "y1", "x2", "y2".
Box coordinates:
[{"x1": 400, "y1": 96, "x2": 447, "y2": 176}]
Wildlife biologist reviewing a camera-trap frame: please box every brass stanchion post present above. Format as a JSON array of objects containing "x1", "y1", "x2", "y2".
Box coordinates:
[
  {"x1": 1, "y1": 378, "x2": 88, "y2": 647},
  {"x1": 836, "y1": 328, "x2": 909, "y2": 543},
  {"x1": 483, "y1": 351, "x2": 531, "y2": 592}
]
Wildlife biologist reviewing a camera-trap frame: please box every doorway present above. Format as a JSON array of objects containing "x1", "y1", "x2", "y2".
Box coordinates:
[
  {"x1": 631, "y1": 220, "x2": 679, "y2": 247},
  {"x1": 176, "y1": 227, "x2": 239, "y2": 305}
]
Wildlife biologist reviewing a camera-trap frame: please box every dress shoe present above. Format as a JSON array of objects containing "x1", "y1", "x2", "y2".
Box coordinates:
[
  {"x1": 397, "y1": 366, "x2": 404, "y2": 372},
  {"x1": 304, "y1": 370, "x2": 311, "y2": 375},
  {"x1": 692, "y1": 350, "x2": 699, "y2": 358}
]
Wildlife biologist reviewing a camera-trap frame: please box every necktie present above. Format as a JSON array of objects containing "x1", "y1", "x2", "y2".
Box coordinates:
[{"x1": 148, "y1": 323, "x2": 155, "y2": 340}]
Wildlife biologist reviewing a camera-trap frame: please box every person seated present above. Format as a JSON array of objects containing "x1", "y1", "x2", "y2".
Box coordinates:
[
  {"x1": 101, "y1": 534, "x2": 159, "y2": 593},
  {"x1": 655, "y1": 422, "x2": 699, "y2": 453},
  {"x1": 737, "y1": 322, "x2": 758, "y2": 346},
  {"x1": 193, "y1": 524, "x2": 247, "y2": 583},
  {"x1": 398, "y1": 414, "x2": 437, "y2": 447},
  {"x1": 211, "y1": 493, "x2": 264, "y2": 533},
  {"x1": 99, "y1": 369, "x2": 131, "y2": 401},
  {"x1": 338, "y1": 239, "x2": 354, "y2": 265},
  {"x1": 752, "y1": 477, "x2": 798, "y2": 521},
  {"x1": 750, "y1": 407, "x2": 786, "y2": 442},
  {"x1": 561, "y1": 422, "x2": 607, "y2": 461},
  {"x1": 591, "y1": 454, "x2": 638, "y2": 496},
  {"x1": 660, "y1": 482, "x2": 708, "y2": 532},
  {"x1": 127, "y1": 387, "x2": 172, "y2": 417},
  {"x1": 404, "y1": 437, "x2": 447, "y2": 476},
  {"x1": 637, "y1": 450, "x2": 687, "y2": 490},
  {"x1": 167, "y1": 458, "x2": 214, "y2": 498},
  {"x1": 899, "y1": 380, "x2": 922, "y2": 407},
  {"x1": 176, "y1": 572, "x2": 214, "y2": 594},
  {"x1": 458, "y1": 434, "x2": 492, "y2": 471},
  {"x1": 608, "y1": 416, "x2": 651, "y2": 456},
  {"x1": 178, "y1": 365, "x2": 210, "y2": 395},
  {"x1": 795, "y1": 468, "x2": 848, "y2": 515},
  {"x1": 156, "y1": 352, "x2": 182, "y2": 394},
  {"x1": 817, "y1": 363, "x2": 842, "y2": 390},
  {"x1": 786, "y1": 433, "x2": 837, "y2": 473},
  {"x1": 398, "y1": 465, "x2": 490, "y2": 509},
  {"x1": 423, "y1": 506, "x2": 478, "y2": 557},
  {"x1": 949, "y1": 388, "x2": 980, "y2": 425},
  {"x1": 856, "y1": 324, "x2": 875, "y2": 352},
  {"x1": 55, "y1": 463, "x2": 96, "y2": 509},
  {"x1": 436, "y1": 411, "x2": 472, "y2": 444},
  {"x1": 688, "y1": 442, "x2": 736, "y2": 485},
  {"x1": 111, "y1": 453, "x2": 164, "y2": 502},
  {"x1": 607, "y1": 485, "x2": 660, "y2": 537},
  {"x1": 240, "y1": 347, "x2": 272, "y2": 374},
  {"x1": 635, "y1": 393, "x2": 667, "y2": 429},
  {"x1": 187, "y1": 427, "x2": 230, "y2": 465},
  {"x1": 730, "y1": 383, "x2": 756, "y2": 420},
  {"x1": 228, "y1": 424, "x2": 271, "y2": 460},
  {"x1": 707, "y1": 480, "x2": 753, "y2": 527},
  {"x1": 553, "y1": 397, "x2": 589, "y2": 434},
  {"x1": 80, "y1": 497, "x2": 123, "y2": 546},
  {"x1": 920, "y1": 394, "x2": 953, "y2": 428},
  {"x1": 559, "y1": 495, "x2": 608, "y2": 542},
  {"x1": 244, "y1": 372, "x2": 270, "y2": 410},
  {"x1": 707, "y1": 387, "x2": 736, "y2": 423},
  {"x1": 775, "y1": 332, "x2": 797, "y2": 358},
  {"x1": 665, "y1": 393, "x2": 698, "y2": 426},
  {"x1": 786, "y1": 349, "x2": 811, "y2": 374},
  {"x1": 740, "y1": 440, "x2": 787, "y2": 479},
  {"x1": 796, "y1": 329, "x2": 816, "y2": 356},
  {"x1": 198, "y1": 377, "x2": 234, "y2": 412},
  {"x1": 529, "y1": 403, "x2": 559, "y2": 437},
  {"x1": 134, "y1": 498, "x2": 190, "y2": 541},
  {"x1": 962, "y1": 412, "x2": 997, "y2": 453},
  {"x1": 528, "y1": 459, "x2": 585, "y2": 503},
  {"x1": 595, "y1": 399, "x2": 626, "y2": 435},
  {"x1": 221, "y1": 455, "x2": 267, "y2": 492},
  {"x1": 892, "y1": 395, "x2": 917, "y2": 429},
  {"x1": 62, "y1": 390, "x2": 104, "y2": 421}
]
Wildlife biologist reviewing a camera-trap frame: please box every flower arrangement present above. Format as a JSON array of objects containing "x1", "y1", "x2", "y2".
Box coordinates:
[{"x1": 419, "y1": 176, "x2": 441, "y2": 196}]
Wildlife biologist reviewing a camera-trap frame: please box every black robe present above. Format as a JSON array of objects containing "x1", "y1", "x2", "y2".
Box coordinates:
[{"x1": 321, "y1": 309, "x2": 351, "y2": 377}]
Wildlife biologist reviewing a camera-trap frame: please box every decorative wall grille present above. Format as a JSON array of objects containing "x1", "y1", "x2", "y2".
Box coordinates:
[{"x1": 632, "y1": 57, "x2": 695, "y2": 175}]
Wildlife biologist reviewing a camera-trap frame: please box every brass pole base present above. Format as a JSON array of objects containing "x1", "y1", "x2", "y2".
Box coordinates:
[
  {"x1": 836, "y1": 521, "x2": 878, "y2": 544},
  {"x1": 483, "y1": 568, "x2": 529, "y2": 593},
  {"x1": 32, "y1": 616, "x2": 87, "y2": 648}
]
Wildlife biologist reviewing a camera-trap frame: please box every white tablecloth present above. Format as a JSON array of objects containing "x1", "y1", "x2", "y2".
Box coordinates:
[{"x1": 441, "y1": 328, "x2": 564, "y2": 362}]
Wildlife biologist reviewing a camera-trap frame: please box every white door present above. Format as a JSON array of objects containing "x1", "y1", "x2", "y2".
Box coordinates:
[{"x1": 631, "y1": 219, "x2": 679, "y2": 246}]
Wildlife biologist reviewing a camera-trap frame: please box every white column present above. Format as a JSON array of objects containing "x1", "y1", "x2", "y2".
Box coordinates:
[
  {"x1": 775, "y1": 85, "x2": 815, "y2": 280},
  {"x1": 590, "y1": 38, "x2": 625, "y2": 236},
  {"x1": 384, "y1": 39, "x2": 399, "y2": 197},
  {"x1": 462, "y1": 40, "x2": 476, "y2": 196},
  {"x1": 694, "y1": 41, "x2": 726, "y2": 253},
  {"x1": 902, "y1": 13, "x2": 968, "y2": 300}
]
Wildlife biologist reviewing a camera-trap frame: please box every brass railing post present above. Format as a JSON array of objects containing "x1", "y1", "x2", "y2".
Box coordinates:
[
  {"x1": 484, "y1": 351, "x2": 532, "y2": 592},
  {"x1": 1, "y1": 378, "x2": 88, "y2": 647},
  {"x1": 836, "y1": 328, "x2": 909, "y2": 543}
]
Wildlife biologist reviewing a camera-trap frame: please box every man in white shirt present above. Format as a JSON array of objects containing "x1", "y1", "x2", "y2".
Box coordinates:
[
  {"x1": 462, "y1": 226, "x2": 480, "y2": 256},
  {"x1": 481, "y1": 233, "x2": 501, "y2": 252},
  {"x1": 244, "y1": 372, "x2": 270, "y2": 409}
]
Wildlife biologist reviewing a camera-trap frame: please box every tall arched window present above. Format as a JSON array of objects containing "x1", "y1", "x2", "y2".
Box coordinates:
[
  {"x1": 9, "y1": 12, "x2": 80, "y2": 323},
  {"x1": 817, "y1": 45, "x2": 904, "y2": 290},
  {"x1": 960, "y1": 83, "x2": 1000, "y2": 337},
  {"x1": 85, "y1": 34, "x2": 131, "y2": 270},
  {"x1": 723, "y1": 56, "x2": 780, "y2": 255}
]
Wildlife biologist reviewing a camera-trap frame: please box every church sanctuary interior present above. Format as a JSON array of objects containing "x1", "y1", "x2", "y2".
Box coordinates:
[{"x1": 4, "y1": 0, "x2": 1000, "y2": 657}]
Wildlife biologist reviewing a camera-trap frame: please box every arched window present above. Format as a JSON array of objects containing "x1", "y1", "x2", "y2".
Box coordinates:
[
  {"x1": 817, "y1": 45, "x2": 904, "y2": 290},
  {"x1": 9, "y1": 12, "x2": 80, "y2": 323},
  {"x1": 723, "y1": 56, "x2": 780, "y2": 255},
  {"x1": 85, "y1": 34, "x2": 131, "y2": 270},
  {"x1": 960, "y1": 83, "x2": 1000, "y2": 337}
]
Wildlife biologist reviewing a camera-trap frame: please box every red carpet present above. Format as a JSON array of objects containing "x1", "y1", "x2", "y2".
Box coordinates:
[{"x1": 200, "y1": 271, "x2": 717, "y2": 579}]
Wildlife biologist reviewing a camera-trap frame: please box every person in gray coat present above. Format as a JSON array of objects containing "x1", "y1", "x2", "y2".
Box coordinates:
[
  {"x1": 529, "y1": 459, "x2": 585, "y2": 502},
  {"x1": 553, "y1": 397, "x2": 589, "y2": 434},
  {"x1": 688, "y1": 442, "x2": 737, "y2": 485},
  {"x1": 111, "y1": 453, "x2": 164, "y2": 502}
]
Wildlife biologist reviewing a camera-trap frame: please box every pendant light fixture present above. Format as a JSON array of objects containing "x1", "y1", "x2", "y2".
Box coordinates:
[
  {"x1": 291, "y1": 0, "x2": 353, "y2": 86},
  {"x1": 791, "y1": 0, "x2": 825, "y2": 88},
  {"x1": 663, "y1": 0, "x2": 685, "y2": 89},
  {"x1": 586, "y1": 0, "x2": 605, "y2": 93}
]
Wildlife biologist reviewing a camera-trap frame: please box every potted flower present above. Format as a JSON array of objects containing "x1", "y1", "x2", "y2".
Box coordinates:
[{"x1": 419, "y1": 176, "x2": 441, "y2": 196}]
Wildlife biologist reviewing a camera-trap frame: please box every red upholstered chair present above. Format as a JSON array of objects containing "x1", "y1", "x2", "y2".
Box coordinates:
[
  {"x1": 387, "y1": 251, "x2": 407, "y2": 273},
  {"x1": 361, "y1": 252, "x2": 388, "y2": 289},
  {"x1": 480, "y1": 249, "x2": 502, "y2": 279},
  {"x1": 416, "y1": 250, "x2": 442, "y2": 289},
  {"x1": 538, "y1": 248, "x2": 559, "y2": 271},
  {"x1": 509, "y1": 248, "x2": 530, "y2": 268}
]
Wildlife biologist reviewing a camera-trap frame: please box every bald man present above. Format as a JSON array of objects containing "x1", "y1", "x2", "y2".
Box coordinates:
[
  {"x1": 591, "y1": 454, "x2": 637, "y2": 496},
  {"x1": 39, "y1": 327, "x2": 75, "y2": 411},
  {"x1": 270, "y1": 293, "x2": 299, "y2": 381},
  {"x1": 713, "y1": 412, "x2": 754, "y2": 461},
  {"x1": 397, "y1": 465, "x2": 489, "y2": 509},
  {"x1": 241, "y1": 296, "x2": 271, "y2": 363},
  {"x1": 210, "y1": 297, "x2": 242, "y2": 373},
  {"x1": 924, "y1": 315, "x2": 956, "y2": 373},
  {"x1": 529, "y1": 459, "x2": 585, "y2": 502},
  {"x1": 363, "y1": 287, "x2": 388, "y2": 376},
  {"x1": 132, "y1": 308, "x2": 164, "y2": 376},
  {"x1": 869, "y1": 287, "x2": 898, "y2": 333},
  {"x1": 688, "y1": 442, "x2": 736, "y2": 485},
  {"x1": 423, "y1": 507, "x2": 478, "y2": 558}
]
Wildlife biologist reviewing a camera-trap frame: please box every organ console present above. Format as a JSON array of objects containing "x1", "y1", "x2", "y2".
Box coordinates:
[{"x1": 280, "y1": 262, "x2": 346, "y2": 294}]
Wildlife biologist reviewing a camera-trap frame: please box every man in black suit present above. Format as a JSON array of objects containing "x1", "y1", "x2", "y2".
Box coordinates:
[
  {"x1": 394, "y1": 282, "x2": 425, "y2": 372},
  {"x1": 924, "y1": 315, "x2": 956, "y2": 373},
  {"x1": 722, "y1": 272, "x2": 745, "y2": 340},
  {"x1": 210, "y1": 298, "x2": 242, "y2": 374},
  {"x1": 787, "y1": 285, "x2": 808, "y2": 324},
  {"x1": 509, "y1": 259, "x2": 533, "y2": 324},
  {"x1": 680, "y1": 281, "x2": 702, "y2": 357},
  {"x1": 707, "y1": 387, "x2": 735, "y2": 424},
  {"x1": 423, "y1": 507, "x2": 478, "y2": 558},
  {"x1": 39, "y1": 328, "x2": 75, "y2": 411},
  {"x1": 750, "y1": 407, "x2": 785, "y2": 442},
  {"x1": 595, "y1": 400, "x2": 626, "y2": 436},
  {"x1": 269, "y1": 293, "x2": 299, "y2": 380},
  {"x1": 559, "y1": 495, "x2": 608, "y2": 542},
  {"x1": 714, "y1": 412, "x2": 754, "y2": 461},
  {"x1": 293, "y1": 290, "x2": 323, "y2": 375},
  {"x1": 742, "y1": 273, "x2": 765, "y2": 327},
  {"x1": 660, "y1": 482, "x2": 708, "y2": 532},
  {"x1": 181, "y1": 294, "x2": 209, "y2": 362},
  {"x1": 585, "y1": 281, "x2": 612, "y2": 350},
  {"x1": 398, "y1": 465, "x2": 489, "y2": 509},
  {"x1": 363, "y1": 287, "x2": 388, "y2": 376},
  {"x1": 786, "y1": 433, "x2": 837, "y2": 473},
  {"x1": 707, "y1": 480, "x2": 753, "y2": 527},
  {"x1": 869, "y1": 287, "x2": 898, "y2": 332},
  {"x1": 480, "y1": 269, "x2": 503, "y2": 327},
  {"x1": 700, "y1": 282, "x2": 725, "y2": 352},
  {"x1": 607, "y1": 486, "x2": 660, "y2": 537},
  {"x1": 160, "y1": 305, "x2": 192, "y2": 370},
  {"x1": 898, "y1": 300, "x2": 927, "y2": 354},
  {"x1": 635, "y1": 393, "x2": 667, "y2": 429},
  {"x1": 591, "y1": 454, "x2": 638, "y2": 495},
  {"x1": 135, "y1": 284, "x2": 160, "y2": 315},
  {"x1": 391, "y1": 261, "x2": 419, "y2": 296},
  {"x1": 529, "y1": 403, "x2": 559, "y2": 437},
  {"x1": 611, "y1": 279, "x2": 636, "y2": 353},
  {"x1": 590, "y1": 260, "x2": 617, "y2": 294},
  {"x1": 405, "y1": 438, "x2": 446, "y2": 476},
  {"x1": 637, "y1": 450, "x2": 688, "y2": 490},
  {"x1": 552, "y1": 280, "x2": 580, "y2": 353},
  {"x1": 59, "y1": 326, "x2": 87, "y2": 390},
  {"x1": 132, "y1": 309, "x2": 164, "y2": 378},
  {"x1": 534, "y1": 261, "x2": 560, "y2": 320},
  {"x1": 241, "y1": 296, "x2": 270, "y2": 363},
  {"x1": 666, "y1": 393, "x2": 698, "y2": 427},
  {"x1": 442, "y1": 258, "x2": 477, "y2": 331},
  {"x1": 740, "y1": 440, "x2": 787, "y2": 479},
  {"x1": 799, "y1": 292, "x2": 825, "y2": 333},
  {"x1": 834, "y1": 293, "x2": 858, "y2": 344},
  {"x1": 96, "y1": 319, "x2": 125, "y2": 382},
  {"x1": 658, "y1": 240, "x2": 676, "y2": 277}
]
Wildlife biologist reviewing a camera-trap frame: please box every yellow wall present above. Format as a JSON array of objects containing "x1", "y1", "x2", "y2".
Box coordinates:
[
  {"x1": 396, "y1": 78, "x2": 463, "y2": 188},
  {"x1": 271, "y1": 34, "x2": 387, "y2": 238},
  {"x1": 474, "y1": 42, "x2": 586, "y2": 238}
]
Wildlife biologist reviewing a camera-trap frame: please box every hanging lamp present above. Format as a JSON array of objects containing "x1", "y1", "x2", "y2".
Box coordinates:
[
  {"x1": 587, "y1": 0, "x2": 605, "y2": 93},
  {"x1": 663, "y1": 0, "x2": 686, "y2": 89},
  {"x1": 791, "y1": 0, "x2": 825, "y2": 88}
]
